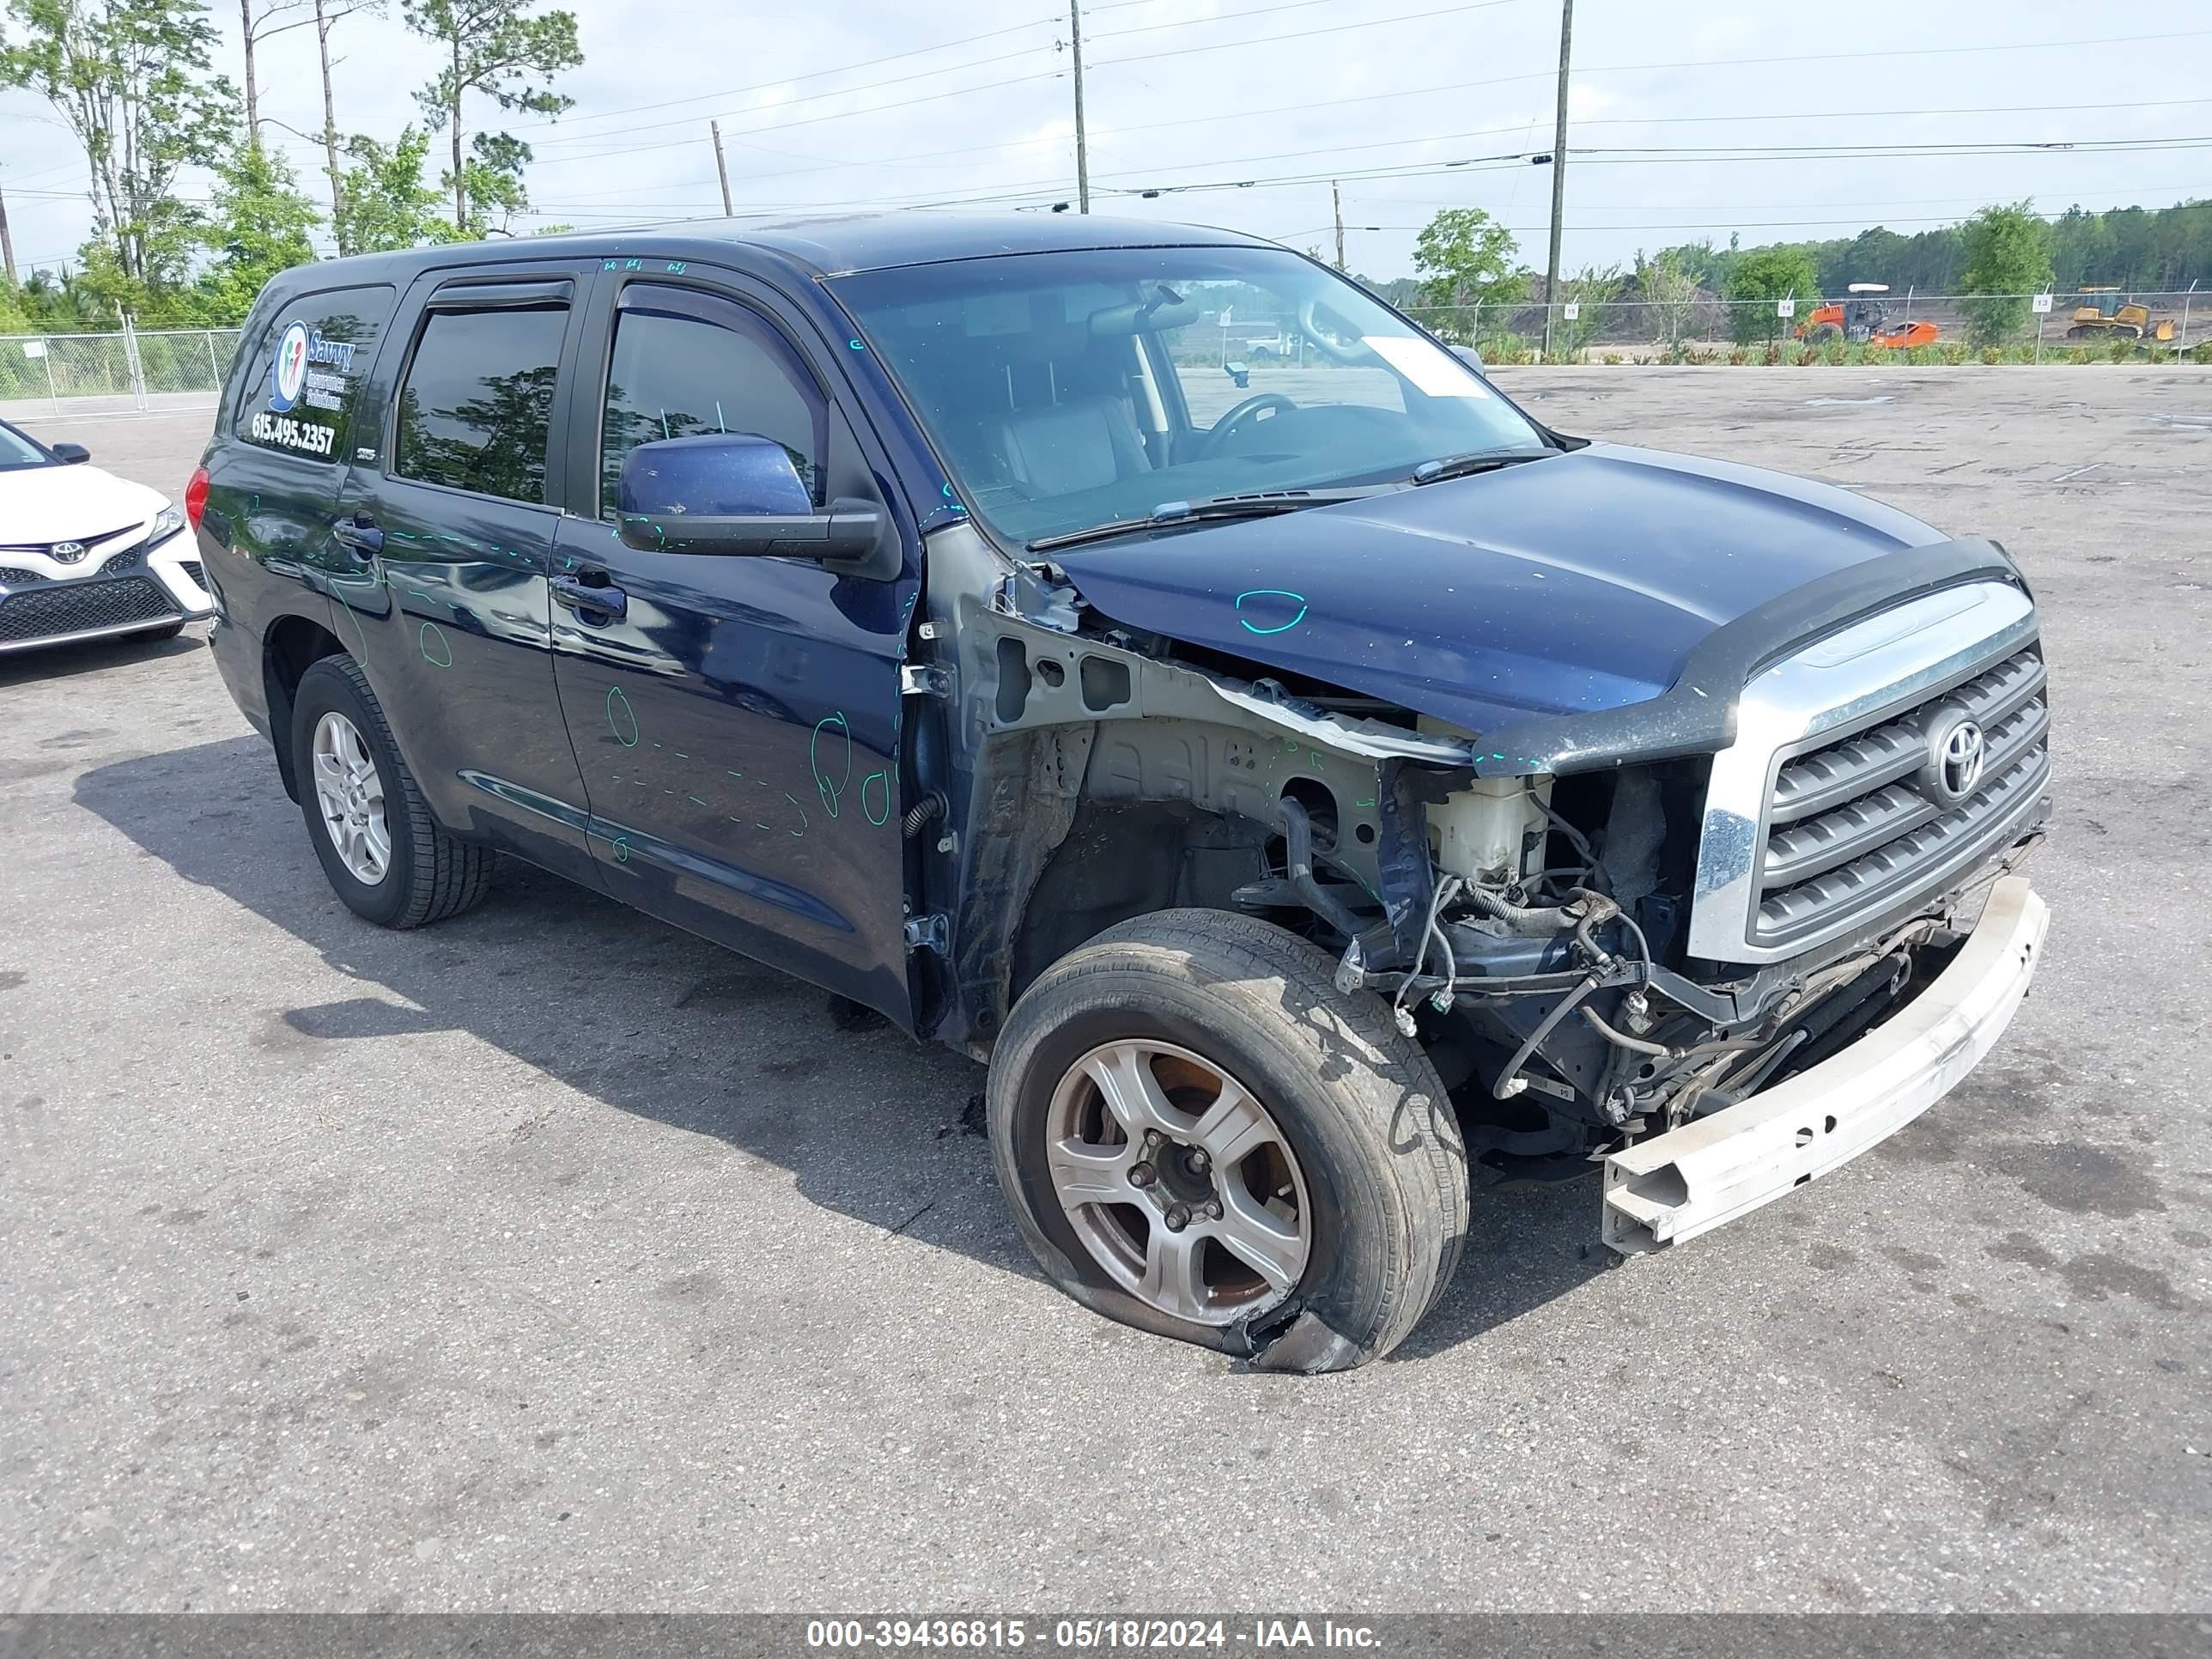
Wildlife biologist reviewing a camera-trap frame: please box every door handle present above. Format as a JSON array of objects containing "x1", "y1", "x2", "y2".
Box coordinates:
[
  {"x1": 550, "y1": 573, "x2": 628, "y2": 619},
  {"x1": 332, "y1": 514, "x2": 384, "y2": 560}
]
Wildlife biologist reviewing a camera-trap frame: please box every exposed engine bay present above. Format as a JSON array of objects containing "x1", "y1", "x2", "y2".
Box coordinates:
[{"x1": 910, "y1": 521, "x2": 2052, "y2": 1190}]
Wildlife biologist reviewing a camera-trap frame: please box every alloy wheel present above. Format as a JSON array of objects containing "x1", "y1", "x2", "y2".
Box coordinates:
[
  {"x1": 1042, "y1": 1039, "x2": 1311, "y2": 1326},
  {"x1": 312, "y1": 710, "x2": 391, "y2": 886}
]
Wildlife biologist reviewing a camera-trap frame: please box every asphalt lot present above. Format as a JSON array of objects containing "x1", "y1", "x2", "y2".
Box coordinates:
[{"x1": 3, "y1": 368, "x2": 2209, "y2": 1613}]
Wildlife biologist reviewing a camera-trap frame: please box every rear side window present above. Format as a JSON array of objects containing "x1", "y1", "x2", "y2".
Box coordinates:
[
  {"x1": 599, "y1": 289, "x2": 828, "y2": 516},
  {"x1": 395, "y1": 306, "x2": 568, "y2": 505},
  {"x1": 234, "y1": 283, "x2": 395, "y2": 463}
]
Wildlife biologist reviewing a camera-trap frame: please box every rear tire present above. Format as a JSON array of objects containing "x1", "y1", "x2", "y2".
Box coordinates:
[
  {"x1": 987, "y1": 908, "x2": 1468, "y2": 1372},
  {"x1": 290, "y1": 654, "x2": 493, "y2": 929}
]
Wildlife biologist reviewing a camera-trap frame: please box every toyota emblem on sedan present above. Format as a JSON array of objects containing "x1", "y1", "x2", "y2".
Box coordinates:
[
  {"x1": 51, "y1": 540, "x2": 86, "y2": 563},
  {"x1": 1931, "y1": 716, "x2": 1987, "y2": 802}
]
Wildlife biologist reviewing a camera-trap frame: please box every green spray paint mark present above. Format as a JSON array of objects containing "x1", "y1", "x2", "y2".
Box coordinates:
[
  {"x1": 784, "y1": 793, "x2": 809, "y2": 838},
  {"x1": 861, "y1": 769, "x2": 892, "y2": 827},
  {"x1": 687, "y1": 795, "x2": 709, "y2": 808},
  {"x1": 810, "y1": 712, "x2": 851, "y2": 818},
  {"x1": 418, "y1": 621, "x2": 453, "y2": 667},
  {"x1": 606, "y1": 685, "x2": 638, "y2": 747},
  {"x1": 1354, "y1": 797, "x2": 1376, "y2": 809},
  {"x1": 1235, "y1": 588, "x2": 1309, "y2": 635}
]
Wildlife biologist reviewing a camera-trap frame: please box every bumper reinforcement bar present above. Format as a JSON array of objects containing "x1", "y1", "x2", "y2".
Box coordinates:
[{"x1": 1601, "y1": 875, "x2": 2049, "y2": 1255}]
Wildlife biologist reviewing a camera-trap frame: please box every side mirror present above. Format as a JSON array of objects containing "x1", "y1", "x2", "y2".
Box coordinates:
[
  {"x1": 1450, "y1": 345, "x2": 1485, "y2": 371},
  {"x1": 50, "y1": 441, "x2": 92, "y2": 465},
  {"x1": 616, "y1": 434, "x2": 884, "y2": 565}
]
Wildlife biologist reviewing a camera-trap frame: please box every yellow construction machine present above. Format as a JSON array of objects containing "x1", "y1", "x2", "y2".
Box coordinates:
[{"x1": 2065, "y1": 287, "x2": 2177, "y2": 344}]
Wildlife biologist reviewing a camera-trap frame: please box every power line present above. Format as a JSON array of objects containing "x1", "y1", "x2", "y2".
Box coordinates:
[
  {"x1": 503, "y1": 13, "x2": 1064, "y2": 137},
  {"x1": 525, "y1": 41, "x2": 1060, "y2": 151},
  {"x1": 1089, "y1": 0, "x2": 1525, "y2": 70}
]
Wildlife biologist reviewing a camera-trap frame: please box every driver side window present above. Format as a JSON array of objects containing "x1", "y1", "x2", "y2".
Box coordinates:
[
  {"x1": 1154, "y1": 309, "x2": 1407, "y2": 428},
  {"x1": 599, "y1": 291, "x2": 827, "y2": 520}
]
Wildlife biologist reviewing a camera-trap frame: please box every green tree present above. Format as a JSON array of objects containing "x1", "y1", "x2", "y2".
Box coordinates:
[
  {"x1": 1551, "y1": 262, "x2": 1621, "y2": 361},
  {"x1": 1725, "y1": 246, "x2": 1820, "y2": 345},
  {"x1": 335, "y1": 125, "x2": 461, "y2": 252},
  {"x1": 1633, "y1": 249, "x2": 1704, "y2": 354},
  {"x1": 1, "y1": 0, "x2": 235, "y2": 295},
  {"x1": 403, "y1": 0, "x2": 580, "y2": 233},
  {"x1": 198, "y1": 143, "x2": 320, "y2": 319},
  {"x1": 1958, "y1": 201, "x2": 2053, "y2": 347},
  {"x1": 1413, "y1": 206, "x2": 1525, "y2": 342},
  {"x1": 457, "y1": 128, "x2": 532, "y2": 237}
]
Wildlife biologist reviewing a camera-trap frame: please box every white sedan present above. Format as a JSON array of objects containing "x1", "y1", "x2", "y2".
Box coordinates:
[{"x1": 0, "y1": 417, "x2": 212, "y2": 654}]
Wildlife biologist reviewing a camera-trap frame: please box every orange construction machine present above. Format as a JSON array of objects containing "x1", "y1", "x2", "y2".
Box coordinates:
[{"x1": 1797, "y1": 283, "x2": 1939, "y2": 349}]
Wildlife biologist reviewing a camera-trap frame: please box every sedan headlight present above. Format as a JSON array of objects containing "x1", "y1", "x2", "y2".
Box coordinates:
[{"x1": 152, "y1": 504, "x2": 184, "y2": 538}]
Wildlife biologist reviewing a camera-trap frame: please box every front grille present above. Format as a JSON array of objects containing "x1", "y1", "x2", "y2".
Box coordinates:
[
  {"x1": 178, "y1": 560, "x2": 206, "y2": 591},
  {"x1": 0, "y1": 567, "x2": 40, "y2": 586},
  {"x1": 1750, "y1": 643, "x2": 2051, "y2": 949},
  {"x1": 100, "y1": 550, "x2": 141, "y2": 574},
  {"x1": 0, "y1": 526, "x2": 137, "y2": 562},
  {"x1": 0, "y1": 578, "x2": 180, "y2": 645}
]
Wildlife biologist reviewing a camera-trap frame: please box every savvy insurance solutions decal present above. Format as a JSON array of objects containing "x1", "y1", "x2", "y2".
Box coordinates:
[{"x1": 250, "y1": 320, "x2": 358, "y2": 457}]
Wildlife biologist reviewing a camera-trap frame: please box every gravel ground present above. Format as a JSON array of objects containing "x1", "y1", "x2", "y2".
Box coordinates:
[{"x1": 3, "y1": 367, "x2": 2208, "y2": 1613}]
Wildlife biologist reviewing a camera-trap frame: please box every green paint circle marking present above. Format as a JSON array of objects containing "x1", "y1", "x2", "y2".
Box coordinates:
[
  {"x1": 606, "y1": 685, "x2": 638, "y2": 748},
  {"x1": 861, "y1": 769, "x2": 892, "y2": 827},
  {"x1": 809, "y1": 712, "x2": 852, "y2": 818},
  {"x1": 612, "y1": 836, "x2": 630, "y2": 863},
  {"x1": 418, "y1": 621, "x2": 452, "y2": 668},
  {"x1": 1235, "y1": 588, "x2": 1309, "y2": 635}
]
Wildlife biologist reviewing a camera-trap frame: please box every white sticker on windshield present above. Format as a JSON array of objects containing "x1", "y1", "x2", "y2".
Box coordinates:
[{"x1": 1361, "y1": 334, "x2": 1491, "y2": 398}]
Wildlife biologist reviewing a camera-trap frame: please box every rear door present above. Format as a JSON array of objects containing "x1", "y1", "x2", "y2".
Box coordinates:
[
  {"x1": 546, "y1": 268, "x2": 920, "y2": 1022},
  {"x1": 204, "y1": 283, "x2": 395, "y2": 653},
  {"x1": 330, "y1": 264, "x2": 600, "y2": 884}
]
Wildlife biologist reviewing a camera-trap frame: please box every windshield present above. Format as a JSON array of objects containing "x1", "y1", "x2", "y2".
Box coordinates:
[
  {"x1": 831, "y1": 245, "x2": 1544, "y2": 547},
  {"x1": 0, "y1": 422, "x2": 54, "y2": 471}
]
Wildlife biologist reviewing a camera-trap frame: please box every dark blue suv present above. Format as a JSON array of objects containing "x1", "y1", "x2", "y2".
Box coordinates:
[{"x1": 191, "y1": 215, "x2": 2052, "y2": 1369}]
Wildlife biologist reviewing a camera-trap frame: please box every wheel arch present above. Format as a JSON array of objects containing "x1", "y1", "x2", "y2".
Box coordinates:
[{"x1": 261, "y1": 611, "x2": 347, "y2": 802}]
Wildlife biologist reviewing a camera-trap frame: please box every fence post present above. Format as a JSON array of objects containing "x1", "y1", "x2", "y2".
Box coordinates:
[
  {"x1": 41, "y1": 336, "x2": 59, "y2": 417},
  {"x1": 2180, "y1": 282, "x2": 2197, "y2": 362},
  {"x1": 120, "y1": 312, "x2": 148, "y2": 410},
  {"x1": 204, "y1": 329, "x2": 222, "y2": 392}
]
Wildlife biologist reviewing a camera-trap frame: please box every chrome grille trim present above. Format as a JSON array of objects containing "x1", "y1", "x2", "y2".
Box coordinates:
[{"x1": 1687, "y1": 580, "x2": 2046, "y2": 965}]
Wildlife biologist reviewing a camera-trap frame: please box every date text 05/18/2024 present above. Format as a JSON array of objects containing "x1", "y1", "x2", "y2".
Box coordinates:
[{"x1": 804, "y1": 1619, "x2": 1382, "y2": 1650}]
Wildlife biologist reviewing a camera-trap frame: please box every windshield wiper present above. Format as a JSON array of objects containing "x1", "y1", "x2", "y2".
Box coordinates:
[
  {"x1": 1024, "y1": 487, "x2": 1380, "y2": 553},
  {"x1": 1407, "y1": 447, "x2": 1553, "y2": 486}
]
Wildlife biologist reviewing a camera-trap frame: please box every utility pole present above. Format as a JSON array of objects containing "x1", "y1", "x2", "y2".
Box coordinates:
[
  {"x1": 1544, "y1": 0, "x2": 1574, "y2": 341},
  {"x1": 240, "y1": 0, "x2": 261, "y2": 147},
  {"x1": 710, "y1": 120, "x2": 734, "y2": 217},
  {"x1": 0, "y1": 186, "x2": 16, "y2": 288},
  {"x1": 1332, "y1": 180, "x2": 1346, "y2": 270},
  {"x1": 1068, "y1": 0, "x2": 1091, "y2": 213}
]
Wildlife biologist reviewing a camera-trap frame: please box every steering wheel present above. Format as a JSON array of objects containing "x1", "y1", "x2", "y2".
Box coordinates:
[
  {"x1": 1197, "y1": 392, "x2": 1297, "y2": 459},
  {"x1": 1296, "y1": 298, "x2": 1369, "y2": 364}
]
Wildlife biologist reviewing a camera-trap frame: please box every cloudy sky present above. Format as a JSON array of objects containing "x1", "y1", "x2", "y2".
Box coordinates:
[{"x1": 3, "y1": 0, "x2": 2207, "y2": 281}]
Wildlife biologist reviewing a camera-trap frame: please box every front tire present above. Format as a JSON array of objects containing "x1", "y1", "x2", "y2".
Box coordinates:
[
  {"x1": 290, "y1": 654, "x2": 493, "y2": 928},
  {"x1": 988, "y1": 909, "x2": 1468, "y2": 1372}
]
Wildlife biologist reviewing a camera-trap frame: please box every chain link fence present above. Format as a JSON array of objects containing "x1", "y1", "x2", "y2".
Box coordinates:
[
  {"x1": 1398, "y1": 290, "x2": 2212, "y2": 365},
  {"x1": 0, "y1": 327, "x2": 244, "y2": 415}
]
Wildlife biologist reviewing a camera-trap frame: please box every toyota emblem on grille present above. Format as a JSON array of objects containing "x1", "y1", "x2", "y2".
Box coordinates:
[
  {"x1": 1927, "y1": 715, "x2": 1986, "y2": 803},
  {"x1": 51, "y1": 541, "x2": 87, "y2": 563}
]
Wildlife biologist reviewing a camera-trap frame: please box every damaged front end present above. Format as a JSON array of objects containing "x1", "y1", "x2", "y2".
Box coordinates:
[{"x1": 903, "y1": 520, "x2": 2051, "y2": 1249}]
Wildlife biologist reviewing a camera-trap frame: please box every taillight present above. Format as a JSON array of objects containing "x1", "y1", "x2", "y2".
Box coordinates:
[{"x1": 184, "y1": 466, "x2": 210, "y2": 531}]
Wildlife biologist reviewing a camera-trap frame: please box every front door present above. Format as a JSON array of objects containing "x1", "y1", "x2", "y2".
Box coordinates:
[
  {"x1": 330, "y1": 264, "x2": 600, "y2": 884},
  {"x1": 548, "y1": 272, "x2": 918, "y2": 1022}
]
